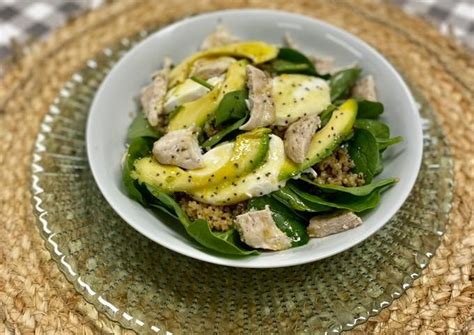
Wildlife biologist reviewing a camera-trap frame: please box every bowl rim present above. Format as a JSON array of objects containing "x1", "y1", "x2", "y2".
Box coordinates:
[{"x1": 86, "y1": 8, "x2": 423, "y2": 268}]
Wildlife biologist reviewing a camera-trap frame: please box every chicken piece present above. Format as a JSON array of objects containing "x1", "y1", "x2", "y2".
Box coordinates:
[
  {"x1": 190, "y1": 57, "x2": 235, "y2": 80},
  {"x1": 351, "y1": 75, "x2": 377, "y2": 102},
  {"x1": 234, "y1": 205, "x2": 291, "y2": 251},
  {"x1": 141, "y1": 57, "x2": 173, "y2": 126},
  {"x1": 283, "y1": 32, "x2": 300, "y2": 50},
  {"x1": 307, "y1": 211, "x2": 362, "y2": 238},
  {"x1": 312, "y1": 57, "x2": 334, "y2": 76},
  {"x1": 284, "y1": 114, "x2": 321, "y2": 163},
  {"x1": 239, "y1": 65, "x2": 275, "y2": 131},
  {"x1": 152, "y1": 128, "x2": 203, "y2": 169},
  {"x1": 200, "y1": 25, "x2": 241, "y2": 50}
]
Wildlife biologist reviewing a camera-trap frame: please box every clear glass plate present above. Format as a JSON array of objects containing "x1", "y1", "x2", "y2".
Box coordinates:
[{"x1": 31, "y1": 32, "x2": 453, "y2": 334}]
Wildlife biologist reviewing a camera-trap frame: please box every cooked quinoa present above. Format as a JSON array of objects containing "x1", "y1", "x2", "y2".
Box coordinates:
[
  {"x1": 313, "y1": 147, "x2": 365, "y2": 187},
  {"x1": 178, "y1": 194, "x2": 247, "y2": 231}
]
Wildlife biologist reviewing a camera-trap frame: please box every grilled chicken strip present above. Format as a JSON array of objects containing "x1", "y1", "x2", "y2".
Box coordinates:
[
  {"x1": 284, "y1": 114, "x2": 321, "y2": 164},
  {"x1": 352, "y1": 75, "x2": 378, "y2": 102},
  {"x1": 141, "y1": 57, "x2": 173, "y2": 126},
  {"x1": 152, "y1": 128, "x2": 203, "y2": 170},
  {"x1": 200, "y1": 25, "x2": 241, "y2": 50},
  {"x1": 239, "y1": 65, "x2": 275, "y2": 131},
  {"x1": 307, "y1": 211, "x2": 362, "y2": 238},
  {"x1": 235, "y1": 205, "x2": 291, "y2": 251}
]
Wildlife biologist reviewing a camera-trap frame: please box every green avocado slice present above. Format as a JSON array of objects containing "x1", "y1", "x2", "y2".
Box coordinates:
[
  {"x1": 167, "y1": 59, "x2": 248, "y2": 132},
  {"x1": 131, "y1": 128, "x2": 270, "y2": 193},
  {"x1": 279, "y1": 99, "x2": 358, "y2": 180}
]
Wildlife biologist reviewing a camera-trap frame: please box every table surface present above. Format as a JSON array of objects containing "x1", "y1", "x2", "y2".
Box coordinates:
[{"x1": 0, "y1": 0, "x2": 473, "y2": 60}]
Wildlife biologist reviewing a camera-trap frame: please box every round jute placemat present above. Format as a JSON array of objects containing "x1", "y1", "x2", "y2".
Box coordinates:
[{"x1": 0, "y1": 0, "x2": 472, "y2": 333}]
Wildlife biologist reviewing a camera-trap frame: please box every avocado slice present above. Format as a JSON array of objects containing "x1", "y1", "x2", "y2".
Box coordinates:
[
  {"x1": 167, "y1": 59, "x2": 247, "y2": 132},
  {"x1": 190, "y1": 135, "x2": 286, "y2": 205},
  {"x1": 169, "y1": 41, "x2": 278, "y2": 87},
  {"x1": 279, "y1": 99, "x2": 358, "y2": 180},
  {"x1": 131, "y1": 128, "x2": 271, "y2": 193}
]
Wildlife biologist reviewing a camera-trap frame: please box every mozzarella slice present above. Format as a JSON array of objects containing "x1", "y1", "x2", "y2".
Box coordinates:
[
  {"x1": 163, "y1": 76, "x2": 224, "y2": 113},
  {"x1": 190, "y1": 135, "x2": 286, "y2": 205},
  {"x1": 272, "y1": 74, "x2": 330, "y2": 126}
]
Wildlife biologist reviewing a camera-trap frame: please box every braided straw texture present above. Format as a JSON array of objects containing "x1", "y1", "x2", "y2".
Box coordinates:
[{"x1": 0, "y1": 0, "x2": 472, "y2": 333}]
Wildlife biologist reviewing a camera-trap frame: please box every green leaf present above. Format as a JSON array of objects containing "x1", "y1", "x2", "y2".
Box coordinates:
[
  {"x1": 288, "y1": 183, "x2": 391, "y2": 213},
  {"x1": 146, "y1": 184, "x2": 257, "y2": 256},
  {"x1": 249, "y1": 196, "x2": 309, "y2": 247},
  {"x1": 374, "y1": 153, "x2": 384, "y2": 175},
  {"x1": 377, "y1": 136, "x2": 404, "y2": 151},
  {"x1": 168, "y1": 105, "x2": 183, "y2": 120},
  {"x1": 146, "y1": 186, "x2": 191, "y2": 226},
  {"x1": 127, "y1": 112, "x2": 161, "y2": 140},
  {"x1": 214, "y1": 90, "x2": 248, "y2": 127},
  {"x1": 357, "y1": 100, "x2": 384, "y2": 119},
  {"x1": 275, "y1": 47, "x2": 318, "y2": 76},
  {"x1": 354, "y1": 119, "x2": 403, "y2": 151},
  {"x1": 122, "y1": 138, "x2": 154, "y2": 204},
  {"x1": 301, "y1": 176, "x2": 398, "y2": 196},
  {"x1": 190, "y1": 76, "x2": 214, "y2": 90},
  {"x1": 330, "y1": 67, "x2": 361, "y2": 101},
  {"x1": 271, "y1": 59, "x2": 313, "y2": 74},
  {"x1": 201, "y1": 112, "x2": 248, "y2": 149},
  {"x1": 347, "y1": 128, "x2": 380, "y2": 183},
  {"x1": 272, "y1": 188, "x2": 331, "y2": 212},
  {"x1": 355, "y1": 118, "x2": 390, "y2": 139},
  {"x1": 187, "y1": 220, "x2": 258, "y2": 256},
  {"x1": 319, "y1": 104, "x2": 337, "y2": 127}
]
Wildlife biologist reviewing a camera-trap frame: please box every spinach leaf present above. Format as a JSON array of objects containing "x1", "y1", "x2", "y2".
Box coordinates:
[
  {"x1": 127, "y1": 112, "x2": 161, "y2": 140},
  {"x1": 272, "y1": 188, "x2": 331, "y2": 212},
  {"x1": 122, "y1": 138, "x2": 154, "y2": 204},
  {"x1": 354, "y1": 119, "x2": 403, "y2": 152},
  {"x1": 275, "y1": 47, "x2": 318, "y2": 76},
  {"x1": 187, "y1": 220, "x2": 257, "y2": 256},
  {"x1": 301, "y1": 176, "x2": 398, "y2": 196},
  {"x1": 319, "y1": 104, "x2": 337, "y2": 127},
  {"x1": 201, "y1": 112, "x2": 248, "y2": 149},
  {"x1": 288, "y1": 183, "x2": 390, "y2": 213},
  {"x1": 347, "y1": 128, "x2": 379, "y2": 184},
  {"x1": 190, "y1": 76, "x2": 214, "y2": 90},
  {"x1": 146, "y1": 184, "x2": 257, "y2": 256},
  {"x1": 271, "y1": 59, "x2": 313, "y2": 74},
  {"x1": 355, "y1": 118, "x2": 390, "y2": 139},
  {"x1": 377, "y1": 136, "x2": 404, "y2": 151},
  {"x1": 168, "y1": 105, "x2": 183, "y2": 120},
  {"x1": 329, "y1": 67, "x2": 361, "y2": 101},
  {"x1": 357, "y1": 100, "x2": 384, "y2": 119},
  {"x1": 374, "y1": 153, "x2": 384, "y2": 175},
  {"x1": 249, "y1": 196, "x2": 309, "y2": 247},
  {"x1": 214, "y1": 90, "x2": 248, "y2": 127},
  {"x1": 146, "y1": 185, "x2": 191, "y2": 225}
]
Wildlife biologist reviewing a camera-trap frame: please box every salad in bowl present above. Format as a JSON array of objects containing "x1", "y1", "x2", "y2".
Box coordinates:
[{"x1": 122, "y1": 25, "x2": 404, "y2": 256}]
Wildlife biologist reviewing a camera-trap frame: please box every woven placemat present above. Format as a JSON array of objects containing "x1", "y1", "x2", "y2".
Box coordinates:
[{"x1": 0, "y1": 0, "x2": 472, "y2": 333}]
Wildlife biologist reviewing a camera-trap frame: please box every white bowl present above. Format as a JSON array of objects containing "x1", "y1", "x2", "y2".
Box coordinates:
[{"x1": 87, "y1": 9, "x2": 423, "y2": 268}]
